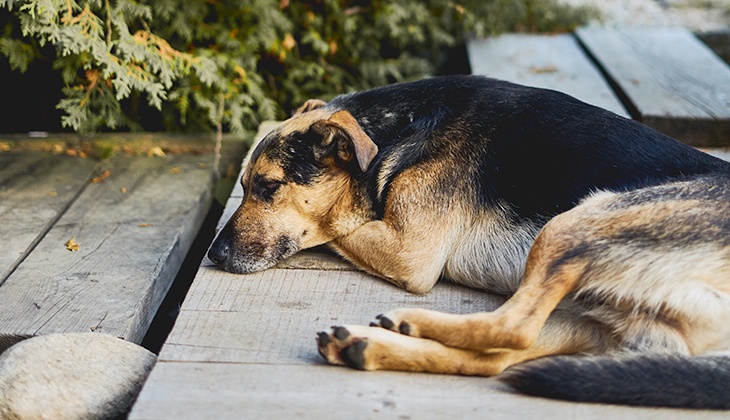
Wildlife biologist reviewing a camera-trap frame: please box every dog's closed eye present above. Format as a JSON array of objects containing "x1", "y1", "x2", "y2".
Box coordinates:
[{"x1": 253, "y1": 177, "x2": 283, "y2": 201}]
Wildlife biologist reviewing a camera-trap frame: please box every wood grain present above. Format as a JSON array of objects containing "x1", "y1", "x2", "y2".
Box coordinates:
[
  {"x1": 0, "y1": 152, "x2": 96, "y2": 284},
  {"x1": 158, "y1": 267, "x2": 502, "y2": 364},
  {"x1": 576, "y1": 27, "x2": 730, "y2": 146},
  {"x1": 467, "y1": 34, "x2": 629, "y2": 117},
  {"x1": 130, "y1": 362, "x2": 726, "y2": 419},
  {"x1": 0, "y1": 154, "x2": 215, "y2": 345}
]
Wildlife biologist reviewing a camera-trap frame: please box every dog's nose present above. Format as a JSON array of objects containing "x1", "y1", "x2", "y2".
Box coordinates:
[{"x1": 208, "y1": 239, "x2": 229, "y2": 266}]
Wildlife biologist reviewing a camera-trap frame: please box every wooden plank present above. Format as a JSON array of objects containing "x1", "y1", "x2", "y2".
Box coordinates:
[
  {"x1": 467, "y1": 34, "x2": 629, "y2": 117},
  {"x1": 130, "y1": 362, "x2": 726, "y2": 419},
  {"x1": 0, "y1": 154, "x2": 215, "y2": 345},
  {"x1": 157, "y1": 267, "x2": 502, "y2": 364},
  {"x1": 576, "y1": 27, "x2": 730, "y2": 147},
  {"x1": 0, "y1": 152, "x2": 96, "y2": 284}
]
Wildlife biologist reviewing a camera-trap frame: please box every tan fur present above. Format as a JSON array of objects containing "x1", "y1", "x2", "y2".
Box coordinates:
[{"x1": 318, "y1": 181, "x2": 729, "y2": 376}]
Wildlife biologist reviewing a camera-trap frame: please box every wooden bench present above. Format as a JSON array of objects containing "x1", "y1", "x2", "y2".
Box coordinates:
[{"x1": 0, "y1": 136, "x2": 221, "y2": 349}]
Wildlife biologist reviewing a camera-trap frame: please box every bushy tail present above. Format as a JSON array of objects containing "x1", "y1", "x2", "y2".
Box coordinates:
[{"x1": 500, "y1": 353, "x2": 730, "y2": 409}]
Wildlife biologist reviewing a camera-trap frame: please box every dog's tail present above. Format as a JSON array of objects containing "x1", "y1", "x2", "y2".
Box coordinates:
[{"x1": 500, "y1": 353, "x2": 730, "y2": 409}]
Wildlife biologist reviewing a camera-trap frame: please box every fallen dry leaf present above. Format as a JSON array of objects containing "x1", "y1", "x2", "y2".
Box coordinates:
[
  {"x1": 0, "y1": 142, "x2": 11, "y2": 152},
  {"x1": 147, "y1": 146, "x2": 166, "y2": 157},
  {"x1": 138, "y1": 223, "x2": 152, "y2": 228},
  {"x1": 48, "y1": 191, "x2": 58, "y2": 197},
  {"x1": 90, "y1": 170, "x2": 111, "y2": 184},
  {"x1": 530, "y1": 65, "x2": 558, "y2": 74},
  {"x1": 168, "y1": 167, "x2": 181, "y2": 174},
  {"x1": 121, "y1": 187, "x2": 128, "y2": 193},
  {"x1": 65, "y1": 238, "x2": 80, "y2": 252}
]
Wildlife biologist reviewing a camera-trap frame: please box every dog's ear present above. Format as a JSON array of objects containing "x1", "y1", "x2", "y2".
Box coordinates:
[
  {"x1": 294, "y1": 99, "x2": 327, "y2": 116},
  {"x1": 311, "y1": 110, "x2": 378, "y2": 172}
]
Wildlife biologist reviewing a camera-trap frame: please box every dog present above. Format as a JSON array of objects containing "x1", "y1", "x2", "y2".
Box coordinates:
[{"x1": 208, "y1": 75, "x2": 730, "y2": 409}]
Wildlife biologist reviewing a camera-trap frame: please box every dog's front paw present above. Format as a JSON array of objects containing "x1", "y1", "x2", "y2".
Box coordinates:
[{"x1": 316, "y1": 325, "x2": 374, "y2": 370}]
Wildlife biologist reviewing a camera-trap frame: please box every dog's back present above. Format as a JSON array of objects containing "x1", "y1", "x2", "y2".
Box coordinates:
[{"x1": 332, "y1": 76, "x2": 730, "y2": 220}]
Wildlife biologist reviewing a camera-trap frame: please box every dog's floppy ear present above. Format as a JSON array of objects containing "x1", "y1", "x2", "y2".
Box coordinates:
[
  {"x1": 313, "y1": 110, "x2": 378, "y2": 172},
  {"x1": 294, "y1": 99, "x2": 327, "y2": 116}
]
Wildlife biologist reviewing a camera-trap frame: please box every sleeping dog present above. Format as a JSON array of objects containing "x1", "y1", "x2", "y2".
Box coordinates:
[{"x1": 208, "y1": 75, "x2": 730, "y2": 409}]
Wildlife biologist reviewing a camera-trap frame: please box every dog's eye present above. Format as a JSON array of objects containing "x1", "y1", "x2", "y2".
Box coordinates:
[
  {"x1": 262, "y1": 180, "x2": 281, "y2": 193},
  {"x1": 254, "y1": 179, "x2": 283, "y2": 201}
]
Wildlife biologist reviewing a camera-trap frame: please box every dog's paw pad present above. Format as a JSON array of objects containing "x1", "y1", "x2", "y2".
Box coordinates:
[
  {"x1": 398, "y1": 321, "x2": 411, "y2": 336},
  {"x1": 317, "y1": 325, "x2": 367, "y2": 367},
  {"x1": 339, "y1": 340, "x2": 368, "y2": 370},
  {"x1": 332, "y1": 325, "x2": 350, "y2": 341}
]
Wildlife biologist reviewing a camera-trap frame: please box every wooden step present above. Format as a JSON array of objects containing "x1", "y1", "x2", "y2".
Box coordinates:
[
  {"x1": 467, "y1": 34, "x2": 629, "y2": 117},
  {"x1": 0, "y1": 147, "x2": 216, "y2": 348},
  {"x1": 576, "y1": 27, "x2": 730, "y2": 147}
]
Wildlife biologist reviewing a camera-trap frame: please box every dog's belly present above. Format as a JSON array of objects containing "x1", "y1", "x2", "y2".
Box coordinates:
[{"x1": 442, "y1": 218, "x2": 538, "y2": 295}]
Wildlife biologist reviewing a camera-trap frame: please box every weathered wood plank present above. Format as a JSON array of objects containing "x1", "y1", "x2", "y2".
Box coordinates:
[
  {"x1": 467, "y1": 34, "x2": 629, "y2": 117},
  {"x1": 0, "y1": 152, "x2": 96, "y2": 284},
  {"x1": 0, "y1": 154, "x2": 215, "y2": 345},
  {"x1": 576, "y1": 27, "x2": 730, "y2": 146},
  {"x1": 158, "y1": 267, "x2": 502, "y2": 364},
  {"x1": 131, "y1": 362, "x2": 725, "y2": 419}
]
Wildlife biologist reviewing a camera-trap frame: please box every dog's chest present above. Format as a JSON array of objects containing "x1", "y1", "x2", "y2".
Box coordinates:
[{"x1": 442, "y1": 218, "x2": 538, "y2": 295}]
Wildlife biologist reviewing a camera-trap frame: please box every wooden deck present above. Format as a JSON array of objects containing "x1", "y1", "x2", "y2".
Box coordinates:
[
  {"x1": 1, "y1": 26, "x2": 729, "y2": 418},
  {"x1": 0, "y1": 135, "x2": 244, "y2": 351}
]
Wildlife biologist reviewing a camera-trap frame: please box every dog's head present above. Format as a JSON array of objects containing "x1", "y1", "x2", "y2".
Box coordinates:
[{"x1": 208, "y1": 100, "x2": 378, "y2": 274}]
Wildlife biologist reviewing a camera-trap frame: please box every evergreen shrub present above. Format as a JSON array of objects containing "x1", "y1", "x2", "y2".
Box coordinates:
[{"x1": 0, "y1": 0, "x2": 597, "y2": 133}]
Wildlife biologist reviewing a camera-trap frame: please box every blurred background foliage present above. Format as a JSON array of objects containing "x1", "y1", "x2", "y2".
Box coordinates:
[{"x1": 0, "y1": 0, "x2": 598, "y2": 134}]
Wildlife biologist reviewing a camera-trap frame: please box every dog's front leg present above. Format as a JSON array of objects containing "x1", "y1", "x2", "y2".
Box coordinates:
[
  {"x1": 371, "y1": 213, "x2": 589, "y2": 351},
  {"x1": 330, "y1": 220, "x2": 448, "y2": 294},
  {"x1": 317, "y1": 309, "x2": 603, "y2": 376}
]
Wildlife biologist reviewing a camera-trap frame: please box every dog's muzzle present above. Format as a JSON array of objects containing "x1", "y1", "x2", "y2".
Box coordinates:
[{"x1": 207, "y1": 226, "x2": 300, "y2": 274}]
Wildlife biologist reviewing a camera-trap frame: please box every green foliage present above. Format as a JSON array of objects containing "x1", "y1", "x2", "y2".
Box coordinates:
[{"x1": 0, "y1": 0, "x2": 597, "y2": 134}]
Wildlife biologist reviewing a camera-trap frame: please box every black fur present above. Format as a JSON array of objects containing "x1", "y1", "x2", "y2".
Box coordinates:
[
  {"x1": 500, "y1": 353, "x2": 730, "y2": 409},
  {"x1": 326, "y1": 76, "x2": 730, "y2": 220}
]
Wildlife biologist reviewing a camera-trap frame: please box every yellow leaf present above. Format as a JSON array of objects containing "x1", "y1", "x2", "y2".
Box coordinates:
[
  {"x1": 168, "y1": 167, "x2": 182, "y2": 174},
  {"x1": 147, "y1": 146, "x2": 166, "y2": 157},
  {"x1": 65, "y1": 238, "x2": 80, "y2": 252}
]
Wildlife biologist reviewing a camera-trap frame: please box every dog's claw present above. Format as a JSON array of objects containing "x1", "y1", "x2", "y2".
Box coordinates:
[{"x1": 378, "y1": 316, "x2": 395, "y2": 331}]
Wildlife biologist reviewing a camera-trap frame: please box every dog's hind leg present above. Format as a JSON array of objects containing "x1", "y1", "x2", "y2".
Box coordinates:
[
  {"x1": 372, "y1": 211, "x2": 592, "y2": 351},
  {"x1": 317, "y1": 309, "x2": 606, "y2": 375}
]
